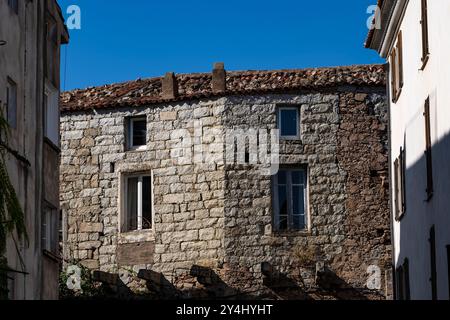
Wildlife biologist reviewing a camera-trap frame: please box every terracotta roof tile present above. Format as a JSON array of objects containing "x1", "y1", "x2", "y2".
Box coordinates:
[{"x1": 61, "y1": 64, "x2": 386, "y2": 112}]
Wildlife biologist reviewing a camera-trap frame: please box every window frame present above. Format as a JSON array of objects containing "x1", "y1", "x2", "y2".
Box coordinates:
[
  {"x1": 272, "y1": 167, "x2": 308, "y2": 232},
  {"x1": 41, "y1": 203, "x2": 59, "y2": 256},
  {"x1": 44, "y1": 81, "x2": 60, "y2": 147},
  {"x1": 127, "y1": 117, "x2": 147, "y2": 151},
  {"x1": 277, "y1": 106, "x2": 300, "y2": 140},
  {"x1": 120, "y1": 172, "x2": 153, "y2": 233}
]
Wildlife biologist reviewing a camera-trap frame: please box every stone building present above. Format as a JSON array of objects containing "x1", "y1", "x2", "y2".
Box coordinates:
[
  {"x1": 60, "y1": 64, "x2": 391, "y2": 299},
  {"x1": 0, "y1": 0, "x2": 68, "y2": 299}
]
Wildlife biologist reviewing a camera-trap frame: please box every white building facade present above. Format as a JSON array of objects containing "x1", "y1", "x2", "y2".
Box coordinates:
[
  {"x1": 0, "y1": 0, "x2": 68, "y2": 299},
  {"x1": 366, "y1": 0, "x2": 450, "y2": 300}
]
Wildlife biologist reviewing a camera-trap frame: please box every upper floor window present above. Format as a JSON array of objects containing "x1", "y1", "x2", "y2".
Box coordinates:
[
  {"x1": 121, "y1": 174, "x2": 152, "y2": 232},
  {"x1": 272, "y1": 168, "x2": 307, "y2": 231},
  {"x1": 390, "y1": 31, "x2": 403, "y2": 102},
  {"x1": 127, "y1": 117, "x2": 147, "y2": 150},
  {"x1": 6, "y1": 78, "x2": 17, "y2": 129},
  {"x1": 45, "y1": 14, "x2": 59, "y2": 86},
  {"x1": 421, "y1": 0, "x2": 430, "y2": 68},
  {"x1": 394, "y1": 146, "x2": 406, "y2": 220},
  {"x1": 41, "y1": 204, "x2": 59, "y2": 255},
  {"x1": 44, "y1": 83, "x2": 60, "y2": 146},
  {"x1": 278, "y1": 106, "x2": 300, "y2": 139},
  {"x1": 8, "y1": 0, "x2": 18, "y2": 14}
]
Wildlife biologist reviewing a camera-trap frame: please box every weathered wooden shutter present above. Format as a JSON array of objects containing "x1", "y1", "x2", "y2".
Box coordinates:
[
  {"x1": 400, "y1": 147, "x2": 406, "y2": 214},
  {"x1": 397, "y1": 31, "x2": 404, "y2": 88},
  {"x1": 424, "y1": 97, "x2": 433, "y2": 199},
  {"x1": 421, "y1": 0, "x2": 429, "y2": 61},
  {"x1": 394, "y1": 158, "x2": 400, "y2": 220},
  {"x1": 396, "y1": 265, "x2": 404, "y2": 300},
  {"x1": 403, "y1": 258, "x2": 411, "y2": 300},
  {"x1": 391, "y1": 49, "x2": 397, "y2": 102},
  {"x1": 429, "y1": 225, "x2": 437, "y2": 300},
  {"x1": 447, "y1": 245, "x2": 450, "y2": 299}
]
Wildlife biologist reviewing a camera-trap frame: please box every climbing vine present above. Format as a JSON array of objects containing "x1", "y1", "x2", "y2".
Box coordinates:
[{"x1": 0, "y1": 112, "x2": 27, "y2": 300}]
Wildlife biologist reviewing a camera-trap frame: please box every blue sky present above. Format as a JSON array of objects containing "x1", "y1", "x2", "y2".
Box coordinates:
[{"x1": 58, "y1": 0, "x2": 383, "y2": 91}]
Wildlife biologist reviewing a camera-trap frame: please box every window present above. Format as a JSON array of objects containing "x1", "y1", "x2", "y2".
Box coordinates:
[
  {"x1": 429, "y1": 225, "x2": 437, "y2": 300},
  {"x1": 394, "y1": 147, "x2": 406, "y2": 220},
  {"x1": 396, "y1": 258, "x2": 411, "y2": 300},
  {"x1": 421, "y1": 0, "x2": 429, "y2": 67},
  {"x1": 423, "y1": 97, "x2": 433, "y2": 200},
  {"x1": 41, "y1": 205, "x2": 59, "y2": 255},
  {"x1": 278, "y1": 106, "x2": 300, "y2": 139},
  {"x1": 390, "y1": 32, "x2": 403, "y2": 102},
  {"x1": 6, "y1": 78, "x2": 17, "y2": 129},
  {"x1": 122, "y1": 174, "x2": 152, "y2": 232},
  {"x1": 45, "y1": 14, "x2": 58, "y2": 85},
  {"x1": 44, "y1": 83, "x2": 60, "y2": 146},
  {"x1": 272, "y1": 168, "x2": 307, "y2": 231},
  {"x1": 127, "y1": 117, "x2": 147, "y2": 150},
  {"x1": 8, "y1": 0, "x2": 18, "y2": 14}
]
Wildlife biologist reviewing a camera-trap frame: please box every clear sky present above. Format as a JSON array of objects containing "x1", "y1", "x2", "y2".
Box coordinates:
[{"x1": 58, "y1": 0, "x2": 383, "y2": 91}]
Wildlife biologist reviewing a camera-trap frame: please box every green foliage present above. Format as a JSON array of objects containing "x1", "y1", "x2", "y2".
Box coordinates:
[
  {"x1": 0, "y1": 112, "x2": 28, "y2": 300},
  {"x1": 59, "y1": 261, "x2": 106, "y2": 299}
]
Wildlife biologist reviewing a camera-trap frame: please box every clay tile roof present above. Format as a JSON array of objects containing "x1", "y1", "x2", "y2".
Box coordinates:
[{"x1": 60, "y1": 64, "x2": 386, "y2": 112}]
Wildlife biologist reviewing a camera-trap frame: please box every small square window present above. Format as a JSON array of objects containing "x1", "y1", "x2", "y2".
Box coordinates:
[
  {"x1": 122, "y1": 174, "x2": 152, "y2": 232},
  {"x1": 278, "y1": 107, "x2": 300, "y2": 139},
  {"x1": 127, "y1": 117, "x2": 147, "y2": 150}
]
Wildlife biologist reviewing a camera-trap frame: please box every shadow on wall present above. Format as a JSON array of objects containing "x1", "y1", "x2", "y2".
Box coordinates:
[
  {"x1": 61, "y1": 262, "x2": 383, "y2": 300},
  {"x1": 396, "y1": 130, "x2": 450, "y2": 300}
]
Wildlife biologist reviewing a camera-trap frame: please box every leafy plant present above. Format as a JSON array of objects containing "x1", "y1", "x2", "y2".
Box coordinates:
[
  {"x1": 0, "y1": 111, "x2": 28, "y2": 300},
  {"x1": 59, "y1": 261, "x2": 106, "y2": 299},
  {"x1": 293, "y1": 244, "x2": 322, "y2": 268}
]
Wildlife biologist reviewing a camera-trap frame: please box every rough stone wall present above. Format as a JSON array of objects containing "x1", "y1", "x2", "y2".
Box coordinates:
[
  {"x1": 221, "y1": 89, "x2": 391, "y2": 299},
  {"x1": 60, "y1": 88, "x2": 390, "y2": 299},
  {"x1": 60, "y1": 99, "x2": 227, "y2": 277}
]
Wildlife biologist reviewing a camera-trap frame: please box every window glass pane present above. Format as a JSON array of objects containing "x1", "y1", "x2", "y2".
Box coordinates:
[
  {"x1": 278, "y1": 170, "x2": 287, "y2": 185},
  {"x1": 278, "y1": 185, "x2": 288, "y2": 216},
  {"x1": 293, "y1": 215, "x2": 305, "y2": 230},
  {"x1": 127, "y1": 177, "x2": 138, "y2": 231},
  {"x1": 292, "y1": 170, "x2": 304, "y2": 185},
  {"x1": 132, "y1": 119, "x2": 146, "y2": 147},
  {"x1": 280, "y1": 109, "x2": 298, "y2": 137},
  {"x1": 279, "y1": 216, "x2": 288, "y2": 231},
  {"x1": 142, "y1": 177, "x2": 152, "y2": 230},
  {"x1": 292, "y1": 186, "x2": 305, "y2": 216}
]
